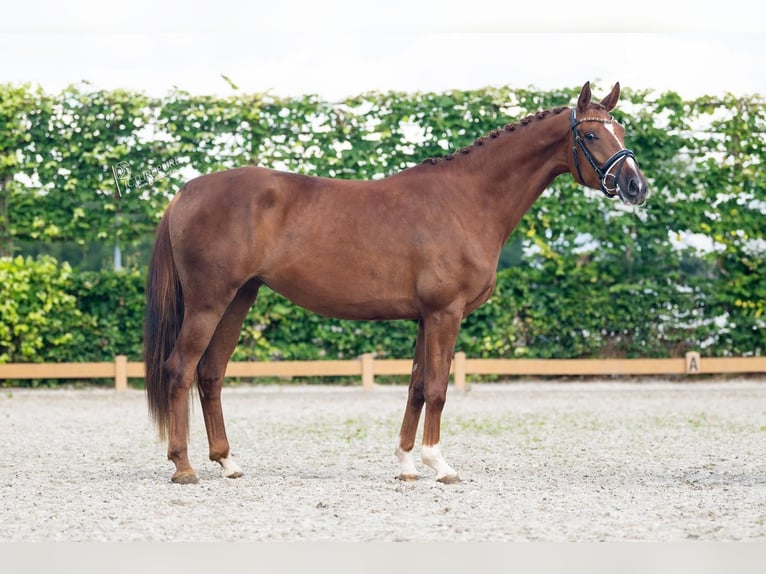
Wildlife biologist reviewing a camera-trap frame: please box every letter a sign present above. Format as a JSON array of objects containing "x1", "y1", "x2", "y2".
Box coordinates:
[{"x1": 685, "y1": 352, "x2": 700, "y2": 374}]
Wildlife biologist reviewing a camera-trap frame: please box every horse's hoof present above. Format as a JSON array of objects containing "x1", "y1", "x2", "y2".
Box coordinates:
[
  {"x1": 436, "y1": 474, "x2": 461, "y2": 485},
  {"x1": 171, "y1": 471, "x2": 199, "y2": 485},
  {"x1": 218, "y1": 455, "x2": 244, "y2": 479},
  {"x1": 397, "y1": 473, "x2": 419, "y2": 482}
]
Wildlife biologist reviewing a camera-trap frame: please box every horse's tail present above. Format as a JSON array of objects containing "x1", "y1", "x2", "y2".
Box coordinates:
[{"x1": 143, "y1": 207, "x2": 183, "y2": 441}]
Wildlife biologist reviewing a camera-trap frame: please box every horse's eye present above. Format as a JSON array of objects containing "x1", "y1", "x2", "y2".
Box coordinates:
[{"x1": 585, "y1": 132, "x2": 597, "y2": 141}]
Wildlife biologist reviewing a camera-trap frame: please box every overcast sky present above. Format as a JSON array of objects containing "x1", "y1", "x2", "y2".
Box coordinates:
[{"x1": 3, "y1": 1, "x2": 765, "y2": 100}]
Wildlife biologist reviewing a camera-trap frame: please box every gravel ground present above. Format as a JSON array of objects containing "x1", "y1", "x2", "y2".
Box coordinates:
[{"x1": 1, "y1": 380, "x2": 765, "y2": 542}]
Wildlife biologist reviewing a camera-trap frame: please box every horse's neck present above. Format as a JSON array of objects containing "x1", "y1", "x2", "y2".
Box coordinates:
[{"x1": 444, "y1": 111, "x2": 572, "y2": 242}]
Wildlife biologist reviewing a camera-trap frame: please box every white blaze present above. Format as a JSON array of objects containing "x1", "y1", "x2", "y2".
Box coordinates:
[{"x1": 604, "y1": 122, "x2": 640, "y2": 174}]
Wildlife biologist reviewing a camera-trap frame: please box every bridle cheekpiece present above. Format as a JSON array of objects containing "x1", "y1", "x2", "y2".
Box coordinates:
[{"x1": 570, "y1": 108, "x2": 636, "y2": 198}]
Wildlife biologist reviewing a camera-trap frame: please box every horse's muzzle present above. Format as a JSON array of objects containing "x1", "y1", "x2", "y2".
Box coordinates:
[{"x1": 616, "y1": 170, "x2": 649, "y2": 206}]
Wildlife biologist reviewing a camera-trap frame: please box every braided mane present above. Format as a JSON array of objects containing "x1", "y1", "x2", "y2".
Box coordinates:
[{"x1": 422, "y1": 106, "x2": 571, "y2": 165}]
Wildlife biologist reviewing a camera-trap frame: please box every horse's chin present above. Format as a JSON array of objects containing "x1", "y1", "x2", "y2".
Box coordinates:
[{"x1": 617, "y1": 187, "x2": 647, "y2": 206}]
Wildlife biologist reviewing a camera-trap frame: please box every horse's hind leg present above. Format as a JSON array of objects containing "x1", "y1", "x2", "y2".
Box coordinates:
[
  {"x1": 396, "y1": 320, "x2": 426, "y2": 481},
  {"x1": 165, "y1": 302, "x2": 232, "y2": 484},
  {"x1": 197, "y1": 280, "x2": 261, "y2": 479}
]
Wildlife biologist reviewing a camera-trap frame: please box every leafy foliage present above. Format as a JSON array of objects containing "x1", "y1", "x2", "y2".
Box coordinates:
[
  {"x1": 0, "y1": 256, "x2": 85, "y2": 363},
  {"x1": 0, "y1": 257, "x2": 145, "y2": 364},
  {"x1": 68, "y1": 268, "x2": 145, "y2": 360},
  {"x1": 0, "y1": 82, "x2": 763, "y2": 370}
]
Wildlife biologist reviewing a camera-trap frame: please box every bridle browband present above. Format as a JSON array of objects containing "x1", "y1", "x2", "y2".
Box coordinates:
[{"x1": 570, "y1": 108, "x2": 636, "y2": 198}]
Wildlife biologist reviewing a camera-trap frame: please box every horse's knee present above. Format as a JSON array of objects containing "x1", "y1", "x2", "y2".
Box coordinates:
[
  {"x1": 423, "y1": 385, "x2": 447, "y2": 411},
  {"x1": 407, "y1": 383, "x2": 425, "y2": 408}
]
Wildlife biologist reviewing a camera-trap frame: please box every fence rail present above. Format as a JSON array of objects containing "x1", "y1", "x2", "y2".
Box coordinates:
[{"x1": 1, "y1": 352, "x2": 765, "y2": 392}]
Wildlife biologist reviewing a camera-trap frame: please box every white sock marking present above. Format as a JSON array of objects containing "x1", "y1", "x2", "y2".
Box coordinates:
[
  {"x1": 396, "y1": 445, "x2": 418, "y2": 478},
  {"x1": 421, "y1": 443, "x2": 458, "y2": 480},
  {"x1": 218, "y1": 455, "x2": 243, "y2": 478}
]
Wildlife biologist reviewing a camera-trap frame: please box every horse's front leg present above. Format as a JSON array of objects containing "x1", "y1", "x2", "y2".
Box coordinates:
[
  {"x1": 420, "y1": 308, "x2": 462, "y2": 484},
  {"x1": 396, "y1": 320, "x2": 426, "y2": 481}
]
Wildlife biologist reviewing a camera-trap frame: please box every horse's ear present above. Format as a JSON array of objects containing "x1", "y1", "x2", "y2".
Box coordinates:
[
  {"x1": 577, "y1": 81, "x2": 592, "y2": 114},
  {"x1": 600, "y1": 82, "x2": 621, "y2": 112}
]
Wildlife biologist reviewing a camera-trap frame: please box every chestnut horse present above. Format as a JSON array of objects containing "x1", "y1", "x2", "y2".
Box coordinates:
[{"x1": 144, "y1": 82, "x2": 648, "y2": 484}]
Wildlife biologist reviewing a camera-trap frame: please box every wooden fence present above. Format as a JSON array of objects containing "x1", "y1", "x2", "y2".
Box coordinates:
[{"x1": 1, "y1": 352, "x2": 765, "y2": 392}]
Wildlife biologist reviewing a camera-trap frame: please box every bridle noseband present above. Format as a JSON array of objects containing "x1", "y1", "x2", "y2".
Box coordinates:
[{"x1": 570, "y1": 108, "x2": 636, "y2": 198}]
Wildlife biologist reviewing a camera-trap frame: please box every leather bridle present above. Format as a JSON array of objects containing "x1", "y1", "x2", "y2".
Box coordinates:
[{"x1": 570, "y1": 108, "x2": 636, "y2": 198}]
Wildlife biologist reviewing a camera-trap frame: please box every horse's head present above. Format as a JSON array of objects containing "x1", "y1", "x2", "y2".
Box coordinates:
[{"x1": 568, "y1": 82, "x2": 648, "y2": 206}]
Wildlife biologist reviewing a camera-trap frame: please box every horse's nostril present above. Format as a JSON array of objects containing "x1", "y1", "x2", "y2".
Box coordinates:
[{"x1": 628, "y1": 177, "x2": 639, "y2": 196}]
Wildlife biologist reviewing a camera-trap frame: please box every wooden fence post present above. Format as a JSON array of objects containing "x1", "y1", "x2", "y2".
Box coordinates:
[
  {"x1": 453, "y1": 351, "x2": 467, "y2": 392},
  {"x1": 115, "y1": 355, "x2": 128, "y2": 392},
  {"x1": 361, "y1": 353, "x2": 374, "y2": 391}
]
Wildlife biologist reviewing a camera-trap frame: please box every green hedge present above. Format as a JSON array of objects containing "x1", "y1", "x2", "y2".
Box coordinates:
[
  {"x1": 0, "y1": 256, "x2": 144, "y2": 364},
  {"x1": 1, "y1": 251, "x2": 762, "y2": 369},
  {"x1": 0, "y1": 256, "x2": 86, "y2": 362},
  {"x1": 1, "y1": 83, "x2": 764, "y2": 372}
]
